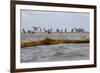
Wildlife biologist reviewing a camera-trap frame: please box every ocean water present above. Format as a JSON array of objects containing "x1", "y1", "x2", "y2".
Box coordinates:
[
  {"x1": 21, "y1": 33, "x2": 89, "y2": 63},
  {"x1": 21, "y1": 33, "x2": 89, "y2": 41}
]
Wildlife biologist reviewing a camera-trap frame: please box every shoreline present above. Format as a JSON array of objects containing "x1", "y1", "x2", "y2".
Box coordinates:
[
  {"x1": 21, "y1": 32, "x2": 89, "y2": 34},
  {"x1": 21, "y1": 38, "x2": 89, "y2": 48}
]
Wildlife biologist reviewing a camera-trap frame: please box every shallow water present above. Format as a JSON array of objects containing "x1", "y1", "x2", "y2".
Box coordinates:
[
  {"x1": 21, "y1": 33, "x2": 89, "y2": 41},
  {"x1": 21, "y1": 43, "x2": 89, "y2": 62}
]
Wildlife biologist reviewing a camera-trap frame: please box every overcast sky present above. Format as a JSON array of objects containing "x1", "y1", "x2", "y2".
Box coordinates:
[{"x1": 21, "y1": 10, "x2": 90, "y2": 32}]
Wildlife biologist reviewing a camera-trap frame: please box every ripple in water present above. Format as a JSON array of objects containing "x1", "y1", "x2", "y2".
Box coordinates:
[{"x1": 21, "y1": 43, "x2": 89, "y2": 63}]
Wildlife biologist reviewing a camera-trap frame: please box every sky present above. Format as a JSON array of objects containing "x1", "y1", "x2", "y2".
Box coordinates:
[{"x1": 21, "y1": 9, "x2": 90, "y2": 32}]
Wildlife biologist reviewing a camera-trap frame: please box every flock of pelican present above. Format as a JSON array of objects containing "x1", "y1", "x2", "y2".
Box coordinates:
[{"x1": 22, "y1": 26, "x2": 85, "y2": 34}]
